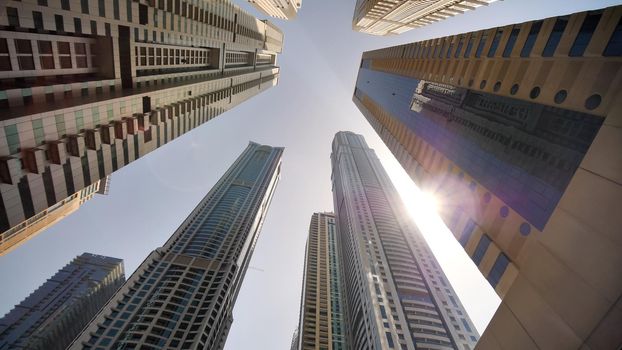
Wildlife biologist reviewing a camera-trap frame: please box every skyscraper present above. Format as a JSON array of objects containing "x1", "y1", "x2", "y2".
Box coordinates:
[
  {"x1": 0, "y1": 253, "x2": 125, "y2": 350},
  {"x1": 0, "y1": 176, "x2": 109, "y2": 256},
  {"x1": 331, "y1": 131, "x2": 478, "y2": 350},
  {"x1": 353, "y1": 5, "x2": 622, "y2": 348},
  {"x1": 69, "y1": 141, "x2": 283, "y2": 350},
  {"x1": 248, "y1": 0, "x2": 302, "y2": 20},
  {"x1": 0, "y1": 1, "x2": 283, "y2": 251},
  {"x1": 295, "y1": 212, "x2": 345, "y2": 350},
  {"x1": 352, "y1": 0, "x2": 498, "y2": 36}
]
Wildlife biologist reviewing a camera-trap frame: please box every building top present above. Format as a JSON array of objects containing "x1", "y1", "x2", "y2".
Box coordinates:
[
  {"x1": 249, "y1": 0, "x2": 302, "y2": 20},
  {"x1": 353, "y1": 0, "x2": 499, "y2": 36}
]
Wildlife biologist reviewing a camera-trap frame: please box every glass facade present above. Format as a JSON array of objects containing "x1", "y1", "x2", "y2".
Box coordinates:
[
  {"x1": 69, "y1": 143, "x2": 283, "y2": 350},
  {"x1": 355, "y1": 66, "x2": 603, "y2": 230}
]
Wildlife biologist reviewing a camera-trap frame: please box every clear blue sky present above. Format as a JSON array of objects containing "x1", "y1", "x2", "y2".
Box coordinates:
[{"x1": 0, "y1": 0, "x2": 619, "y2": 349}]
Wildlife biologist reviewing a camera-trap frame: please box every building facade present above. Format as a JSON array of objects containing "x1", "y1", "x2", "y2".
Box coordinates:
[
  {"x1": 331, "y1": 131, "x2": 478, "y2": 350},
  {"x1": 0, "y1": 253, "x2": 125, "y2": 350},
  {"x1": 352, "y1": 0, "x2": 498, "y2": 36},
  {"x1": 248, "y1": 0, "x2": 301, "y2": 20},
  {"x1": 0, "y1": 175, "x2": 109, "y2": 256},
  {"x1": 0, "y1": 0, "x2": 283, "y2": 251},
  {"x1": 353, "y1": 5, "x2": 622, "y2": 348},
  {"x1": 69, "y1": 141, "x2": 283, "y2": 350},
  {"x1": 295, "y1": 212, "x2": 346, "y2": 350}
]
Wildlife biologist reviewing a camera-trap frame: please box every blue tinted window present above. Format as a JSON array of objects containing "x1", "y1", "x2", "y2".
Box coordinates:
[
  {"x1": 503, "y1": 27, "x2": 521, "y2": 57},
  {"x1": 455, "y1": 36, "x2": 464, "y2": 58},
  {"x1": 475, "y1": 32, "x2": 488, "y2": 58},
  {"x1": 472, "y1": 234, "x2": 491, "y2": 265},
  {"x1": 446, "y1": 40, "x2": 453, "y2": 58},
  {"x1": 459, "y1": 219, "x2": 476, "y2": 246},
  {"x1": 604, "y1": 16, "x2": 622, "y2": 56},
  {"x1": 569, "y1": 11, "x2": 602, "y2": 57},
  {"x1": 488, "y1": 30, "x2": 503, "y2": 57},
  {"x1": 385, "y1": 332, "x2": 394, "y2": 348},
  {"x1": 461, "y1": 318, "x2": 473, "y2": 333},
  {"x1": 543, "y1": 17, "x2": 569, "y2": 57},
  {"x1": 464, "y1": 35, "x2": 475, "y2": 58},
  {"x1": 520, "y1": 20, "x2": 543, "y2": 57},
  {"x1": 487, "y1": 253, "x2": 510, "y2": 288}
]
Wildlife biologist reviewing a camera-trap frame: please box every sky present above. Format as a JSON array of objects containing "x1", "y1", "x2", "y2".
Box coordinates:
[{"x1": 0, "y1": 0, "x2": 620, "y2": 349}]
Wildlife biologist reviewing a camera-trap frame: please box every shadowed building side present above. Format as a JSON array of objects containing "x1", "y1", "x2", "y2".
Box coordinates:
[
  {"x1": 0, "y1": 253, "x2": 125, "y2": 350},
  {"x1": 353, "y1": 5, "x2": 622, "y2": 349}
]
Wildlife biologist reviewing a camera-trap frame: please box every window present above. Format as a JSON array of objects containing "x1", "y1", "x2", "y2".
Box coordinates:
[
  {"x1": 0, "y1": 39, "x2": 10, "y2": 71},
  {"x1": 98, "y1": 0, "x2": 106, "y2": 17},
  {"x1": 58, "y1": 42, "x2": 72, "y2": 68},
  {"x1": 487, "y1": 253, "x2": 510, "y2": 288},
  {"x1": 461, "y1": 319, "x2": 473, "y2": 333},
  {"x1": 55, "y1": 15, "x2": 65, "y2": 32},
  {"x1": 464, "y1": 35, "x2": 475, "y2": 58},
  {"x1": 33, "y1": 11, "x2": 44, "y2": 31},
  {"x1": 15, "y1": 40, "x2": 35, "y2": 70},
  {"x1": 61, "y1": 0, "x2": 70, "y2": 10},
  {"x1": 38, "y1": 41, "x2": 54, "y2": 69},
  {"x1": 520, "y1": 20, "x2": 543, "y2": 57},
  {"x1": 542, "y1": 16, "x2": 569, "y2": 57},
  {"x1": 81, "y1": 0, "x2": 89, "y2": 14},
  {"x1": 75, "y1": 43, "x2": 88, "y2": 68},
  {"x1": 569, "y1": 11, "x2": 602, "y2": 57},
  {"x1": 604, "y1": 16, "x2": 622, "y2": 56},
  {"x1": 74, "y1": 18, "x2": 82, "y2": 34},
  {"x1": 472, "y1": 234, "x2": 491, "y2": 265},
  {"x1": 503, "y1": 26, "x2": 520, "y2": 57},
  {"x1": 7, "y1": 7, "x2": 19, "y2": 27},
  {"x1": 487, "y1": 29, "x2": 503, "y2": 57},
  {"x1": 459, "y1": 219, "x2": 476, "y2": 246},
  {"x1": 113, "y1": 0, "x2": 120, "y2": 20},
  {"x1": 475, "y1": 32, "x2": 488, "y2": 58}
]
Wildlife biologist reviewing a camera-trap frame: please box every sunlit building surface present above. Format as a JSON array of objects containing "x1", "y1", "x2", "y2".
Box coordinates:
[
  {"x1": 0, "y1": 175, "x2": 109, "y2": 256},
  {"x1": 331, "y1": 131, "x2": 478, "y2": 350},
  {"x1": 69, "y1": 142, "x2": 283, "y2": 350},
  {"x1": 0, "y1": 0, "x2": 282, "y2": 252},
  {"x1": 352, "y1": 0, "x2": 498, "y2": 36},
  {"x1": 353, "y1": 5, "x2": 622, "y2": 348},
  {"x1": 249, "y1": 0, "x2": 302, "y2": 20},
  {"x1": 295, "y1": 212, "x2": 345, "y2": 350},
  {"x1": 0, "y1": 253, "x2": 125, "y2": 350}
]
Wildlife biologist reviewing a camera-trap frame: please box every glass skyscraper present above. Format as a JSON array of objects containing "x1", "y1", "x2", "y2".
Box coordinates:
[
  {"x1": 69, "y1": 141, "x2": 283, "y2": 350},
  {"x1": 0, "y1": 253, "x2": 125, "y2": 350},
  {"x1": 331, "y1": 131, "x2": 478, "y2": 350}
]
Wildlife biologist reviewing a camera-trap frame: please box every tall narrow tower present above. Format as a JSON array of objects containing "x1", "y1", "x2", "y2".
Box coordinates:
[
  {"x1": 295, "y1": 212, "x2": 346, "y2": 350},
  {"x1": 69, "y1": 142, "x2": 283, "y2": 350},
  {"x1": 0, "y1": 0, "x2": 283, "y2": 252},
  {"x1": 331, "y1": 131, "x2": 478, "y2": 350},
  {"x1": 0, "y1": 253, "x2": 125, "y2": 350}
]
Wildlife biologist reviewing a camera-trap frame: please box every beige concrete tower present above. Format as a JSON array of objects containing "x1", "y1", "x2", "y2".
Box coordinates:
[
  {"x1": 0, "y1": 0, "x2": 283, "y2": 253},
  {"x1": 353, "y1": 0, "x2": 498, "y2": 36},
  {"x1": 353, "y1": 5, "x2": 622, "y2": 349},
  {"x1": 248, "y1": 0, "x2": 302, "y2": 20},
  {"x1": 295, "y1": 212, "x2": 345, "y2": 350}
]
